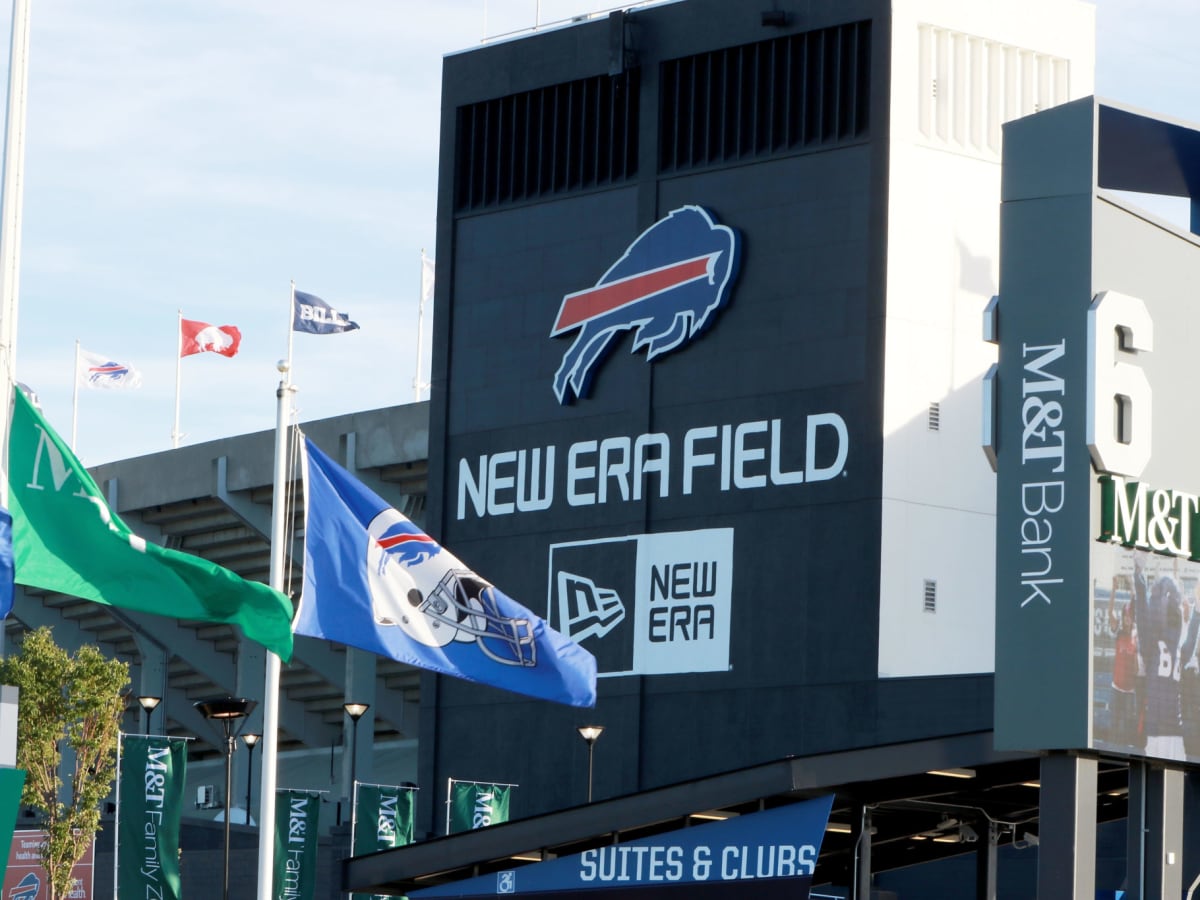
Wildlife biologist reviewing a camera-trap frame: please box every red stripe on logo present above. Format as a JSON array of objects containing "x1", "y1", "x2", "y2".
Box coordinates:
[
  {"x1": 552, "y1": 254, "x2": 717, "y2": 335},
  {"x1": 378, "y1": 533, "x2": 431, "y2": 550}
]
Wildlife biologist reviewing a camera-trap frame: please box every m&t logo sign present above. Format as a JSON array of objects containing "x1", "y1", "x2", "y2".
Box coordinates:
[{"x1": 1098, "y1": 475, "x2": 1200, "y2": 560}]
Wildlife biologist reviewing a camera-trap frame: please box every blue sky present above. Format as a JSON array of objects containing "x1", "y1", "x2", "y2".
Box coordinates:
[{"x1": 0, "y1": 0, "x2": 1192, "y2": 464}]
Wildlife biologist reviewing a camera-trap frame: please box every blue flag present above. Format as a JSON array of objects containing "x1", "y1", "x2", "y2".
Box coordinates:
[
  {"x1": 0, "y1": 507, "x2": 11, "y2": 618},
  {"x1": 296, "y1": 438, "x2": 597, "y2": 707},
  {"x1": 293, "y1": 290, "x2": 359, "y2": 334}
]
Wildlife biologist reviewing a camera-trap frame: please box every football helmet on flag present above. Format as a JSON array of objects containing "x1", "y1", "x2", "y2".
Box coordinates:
[{"x1": 366, "y1": 509, "x2": 537, "y2": 667}]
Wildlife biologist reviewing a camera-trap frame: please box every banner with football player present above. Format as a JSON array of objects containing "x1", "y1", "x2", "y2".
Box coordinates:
[
  {"x1": 294, "y1": 437, "x2": 597, "y2": 707},
  {"x1": 115, "y1": 735, "x2": 187, "y2": 900},
  {"x1": 446, "y1": 779, "x2": 512, "y2": 834}
]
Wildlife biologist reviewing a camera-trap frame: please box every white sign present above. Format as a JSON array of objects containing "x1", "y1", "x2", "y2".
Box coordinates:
[{"x1": 548, "y1": 528, "x2": 733, "y2": 676}]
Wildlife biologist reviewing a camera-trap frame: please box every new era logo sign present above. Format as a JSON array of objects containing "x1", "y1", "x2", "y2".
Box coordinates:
[
  {"x1": 548, "y1": 528, "x2": 733, "y2": 677},
  {"x1": 555, "y1": 571, "x2": 626, "y2": 642}
]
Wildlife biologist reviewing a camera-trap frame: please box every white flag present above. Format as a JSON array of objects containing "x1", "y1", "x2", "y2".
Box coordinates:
[{"x1": 77, "y1": 348, "x2": 142, "y2": 389}]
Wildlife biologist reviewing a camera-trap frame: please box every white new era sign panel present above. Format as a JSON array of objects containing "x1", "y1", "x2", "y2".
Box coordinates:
[{"x1": 547, "y1": 529, "x2": 733, "y2": 676}]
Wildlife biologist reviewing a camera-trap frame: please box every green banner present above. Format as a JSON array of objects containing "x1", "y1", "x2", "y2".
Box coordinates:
[
  {"x1": 273, "y1": 790, "x2": 321, "y2": 900},
  {"x1": 353, "y1": 784, "x2": 415, "y2": 900},
  {"x1": 447, "y1": 781, "x2": 511, "y2": 834},
  {"x1": 0, "y1": 768, "x2": 26, "y2": 886},
  {"x1": 116, "y1": 735, "x2": 186, "y2": 900}
]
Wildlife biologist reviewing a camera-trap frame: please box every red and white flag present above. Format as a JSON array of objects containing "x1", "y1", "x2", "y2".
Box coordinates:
[{"x1": 180, "y1": 319, "x2": 241, "y2": 358}]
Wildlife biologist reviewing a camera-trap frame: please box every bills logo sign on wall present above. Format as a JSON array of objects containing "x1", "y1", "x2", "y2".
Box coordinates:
[
  {"x1": 551, "y1": 205, "x2": 740, "y2": 403},
  {"x1": 547, "y1": 528, "x2": 733, "y2": 676}
]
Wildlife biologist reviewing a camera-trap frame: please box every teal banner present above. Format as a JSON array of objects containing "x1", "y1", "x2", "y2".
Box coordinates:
[
  {"x1": 273, "y1": 790, "x2": 321, "y2": 900},
  {"x1": 116, "y1": 735, "x2": 186, "y2": 900},
  {"x1": 353, "y1": 784, "x2": 415, "y2": 900},
  {"x1": 0, "y1": 768, "x2": 26, "y2": 886},
  {"x1": 447, "y1": 781, "x2": 511, "y2": 834}
]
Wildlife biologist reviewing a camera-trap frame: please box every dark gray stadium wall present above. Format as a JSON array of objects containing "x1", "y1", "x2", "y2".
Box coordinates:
[{"x1": 418, "y1": 0, "x2": 990, "y2": 838}]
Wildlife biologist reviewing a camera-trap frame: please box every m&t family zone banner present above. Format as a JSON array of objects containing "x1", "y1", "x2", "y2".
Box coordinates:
[
  {"x1": 353, "y1": 784, "x2": 415, "y2": 899},
  {"x1": 447, "y1": 780, "x2": 512, "y2": 834},
  {"x1": 273, "y1": 790, "x2": 321, "y2": 900},
  {"x1": 116, "y1": 735, "x2": 187, "y2": 900}
]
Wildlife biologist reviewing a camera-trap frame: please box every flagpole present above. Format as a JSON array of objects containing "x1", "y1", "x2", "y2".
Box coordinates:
[
  {"x1": 113, "y1": 732, "x2": 122, "y2": 896},
  {"x1": 71, "y1": 340, "x2": 80, "y2": 450},
  {"x1": 287, "y1": 280, "x2": 296, "y2": 374},
  {"x1": 0, "y1": 0, "x2": 32, "y2": 509},
  {"x1": 172, "y1": 310, "x2": 183, "y2": 449},
  {"x1": 256, "y1": 359, "x2": 294, "y2": 900},
  {"x1": 414, "y1": 252, "x2": 425, "y2": 402}
]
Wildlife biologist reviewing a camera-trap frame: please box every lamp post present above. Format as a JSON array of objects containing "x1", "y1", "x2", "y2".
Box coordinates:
[
  {"x1": 343, "y1": 702, "x2": 370, "y2": 816},
  {"x1": 194, "y1": 697, "x2": 255, "y2": 900},
  {"x1": 137, "y1": 695, "x2": 161, "y2": 734},
  {"x1": 577, "y1": 725, "x2": 604, "y2": 803},
  {"x1": 242, "y1": 733, "x2": 260, "y2": 825}
]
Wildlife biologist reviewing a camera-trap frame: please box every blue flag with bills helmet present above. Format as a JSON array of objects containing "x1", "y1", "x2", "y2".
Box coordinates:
[
  {"x1": 293, "y1": 289, "x2": 359, "y2": 334},
  {"x1": 296, "y1": 437, "x2": 597, "y2": 707}
]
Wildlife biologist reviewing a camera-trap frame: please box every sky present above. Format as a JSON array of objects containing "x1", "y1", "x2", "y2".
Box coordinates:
[{"x1": 0, "y1": 0, "x2": 1192, "y2": 465}]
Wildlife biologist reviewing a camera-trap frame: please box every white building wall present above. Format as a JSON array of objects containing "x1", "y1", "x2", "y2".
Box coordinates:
[{"x1": 878, "y1": 0, "x2": 1095, "y2": 677}]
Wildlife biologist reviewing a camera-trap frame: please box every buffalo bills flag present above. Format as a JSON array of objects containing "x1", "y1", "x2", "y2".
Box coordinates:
[
  {"x1": 292, "y1": 290, "x2": 359, "y2": 334},
  {"x1": 296, "y1": 438, "x2": 597, "y2": 707}
]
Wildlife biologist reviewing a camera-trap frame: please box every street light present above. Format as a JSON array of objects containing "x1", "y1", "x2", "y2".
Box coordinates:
[
  {"x1": 577, "y1": 725, "x2": 604, "y2": 803},
  {"x1": 242, "y1": 733, "x2": 261, "y2": 825},
  {"x1": 137, "y1": 695, "x2": 161, "y2": 734},
  {"x1": 194, "y1": 697, "x2": 255, "y2": 900},
  {"x1": 343, "y1": 702, "x2": 370, "y2": 814}
]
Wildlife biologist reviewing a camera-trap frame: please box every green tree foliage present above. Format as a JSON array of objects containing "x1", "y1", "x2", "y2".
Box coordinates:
[{"x1": 0, "y1": 627, "x2": 129, "y2": 900}]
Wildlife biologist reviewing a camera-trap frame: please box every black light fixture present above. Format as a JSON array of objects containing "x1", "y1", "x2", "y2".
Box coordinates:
[
  {"x1": 194, "y1": 697, "x2": 255, "y2": 900},
  {"x1": 343, "y1": 702, "x2": 370, "y2": 810},
  {"x1": 577, "y1": 725, "x2": 605, "y2": 803},
  {"x1": 242, "y1": 733, "x2": 261, "y2": 825},
  {"x1": 137, "y1": 695, "x2": 161, "y2": 734}
]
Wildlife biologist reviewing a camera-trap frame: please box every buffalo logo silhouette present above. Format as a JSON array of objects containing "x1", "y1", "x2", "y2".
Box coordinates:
[{"x1": 551, "y1": 205, "x2": 740, "y2": 403}]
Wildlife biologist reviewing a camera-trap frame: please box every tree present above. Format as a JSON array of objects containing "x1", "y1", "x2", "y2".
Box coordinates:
[{"x1": 0, "y1": 627, "x2": 129, "y2": 900}]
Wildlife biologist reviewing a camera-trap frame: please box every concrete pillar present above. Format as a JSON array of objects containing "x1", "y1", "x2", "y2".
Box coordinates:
[
  {"x1": 1037, "y1": 753, "x2": 1097, "y2": 900},
  {"x1": 133, "y1": 636, "x2": 167, "y2": 734},
  {"x1": 234, "y1": 638, "x2": 266, "y2": 825},
  {"x1": 1142, "y1": 766, "x2": 1184, "y2": 900},
  {"x1": 342, "y1": 649, "x2": 377, "y2": 817},
  {"x1": 851, "y1": 803, "x2": 871, "y2": 900}
]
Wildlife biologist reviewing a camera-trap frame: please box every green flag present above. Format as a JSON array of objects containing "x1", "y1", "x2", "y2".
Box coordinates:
[
  {"x1": 447, "y1": 780, "x2": 511, "y2": 834},
  {"x1": 8, "y1": 389, "x2": 294, "y2": 661},
  {"x1": 352, "y1": 784, "x2": 415, "y2": 900},
  {"x1": 116, "y1": 735, "x2": 186, "y2": 900},
  {"x1": 273, "y1": 790, "x2": 321, "y2": 900}
]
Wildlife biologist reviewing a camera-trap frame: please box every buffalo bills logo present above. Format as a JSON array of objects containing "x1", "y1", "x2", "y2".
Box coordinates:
[
  {"x1": 87, "y1": 361, "x2": 130, "y2": 384},
  {"x1": 551, "y1": 205, "x2": 740, "y2": 403},
  {"x1": 369, "y1": 508, "x2": 442, "y2": 571}
]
